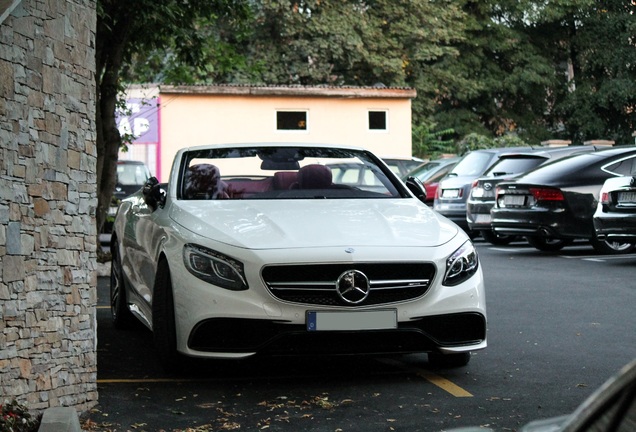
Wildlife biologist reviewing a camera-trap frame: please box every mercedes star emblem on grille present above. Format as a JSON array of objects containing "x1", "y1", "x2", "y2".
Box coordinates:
[{"x1": 336, "y1": 270, "x2": 370, "y2": 304}]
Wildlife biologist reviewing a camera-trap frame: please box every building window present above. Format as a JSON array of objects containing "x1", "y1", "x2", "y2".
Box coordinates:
[
  {"x1": 277, "y1": 111, "x2": 307, "y2": 130},
  {"x1": 368, "y1": 111, "x2": 387, "y2": 130}
]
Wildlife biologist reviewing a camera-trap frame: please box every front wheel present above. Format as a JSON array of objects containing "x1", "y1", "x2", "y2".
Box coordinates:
[
  {"x1": 589, "y1": 238, "x2": 635, "y2": 255},
  {"x1": 428, "y1": 352, "x2": 471, "y2": 368},
  {"x1": 526, "y1": 236, "x2": 573, "y2": 252},
  {"x1": 152, "y1": 259, "x2": 182, "y2": 373}
]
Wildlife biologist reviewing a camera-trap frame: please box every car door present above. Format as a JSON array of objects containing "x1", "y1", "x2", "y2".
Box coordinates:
[{"x1": 120, "y1": 193, "x2": 164, "y2": 321}]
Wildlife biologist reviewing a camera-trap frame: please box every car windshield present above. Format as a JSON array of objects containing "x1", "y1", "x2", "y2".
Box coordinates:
[
  {"x1": 117, "y1": 162, "x2": 151, "y2": 185},
  {"x1": 178, "y1": 146, "x2": 404, "y2": 200}
]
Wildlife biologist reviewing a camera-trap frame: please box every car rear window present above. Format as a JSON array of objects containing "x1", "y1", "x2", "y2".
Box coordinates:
[
  {"x1": 449, "y1": 152, "x2": 494, "y2": 177},
  {"x1": 484, "y1": 156, "x2": 547, "y2": 177}
]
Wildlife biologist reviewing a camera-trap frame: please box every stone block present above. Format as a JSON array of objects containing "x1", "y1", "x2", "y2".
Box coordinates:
[{"x1": 38, "y1": 407, "x2": 81, "y2": 432}]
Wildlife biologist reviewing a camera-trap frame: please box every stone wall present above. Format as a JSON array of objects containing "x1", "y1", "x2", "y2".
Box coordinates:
[{"x1": 0, "y1": 0, "x2": 98, "y2": 412}]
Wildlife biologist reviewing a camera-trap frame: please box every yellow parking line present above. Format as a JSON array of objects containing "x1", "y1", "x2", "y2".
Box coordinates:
[
  {"x1": 97, "y1": 378, "x2": 199, "y2": 384},
  {"x1": 378, "y1": 358, "x2": 473, "y2": 397},
  {"x1": 416, "y1": 371, "x2": 473, "y2": 397}
]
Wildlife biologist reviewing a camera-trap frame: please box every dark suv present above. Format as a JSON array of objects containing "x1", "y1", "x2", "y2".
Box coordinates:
[
  {"x1": 466, "y1": 145, "x2": 604, "y2": 244},
  {"x1": 433, "y1": 146, "x2": 535, "y2": 235}
]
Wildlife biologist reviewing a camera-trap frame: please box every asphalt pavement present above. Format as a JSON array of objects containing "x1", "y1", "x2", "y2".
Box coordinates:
[{"x1": 83, "y1": 241, "x2": 636, "y2": 432}]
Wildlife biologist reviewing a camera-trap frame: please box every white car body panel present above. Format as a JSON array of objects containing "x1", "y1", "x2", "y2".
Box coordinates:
[{"x1": 169, "y1": 199, "x2": 459, "y2": 249}]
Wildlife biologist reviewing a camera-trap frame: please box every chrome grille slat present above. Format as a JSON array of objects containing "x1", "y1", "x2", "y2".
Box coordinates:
[
  {"x1": 262, "y1": 263, "x2": 436, "y2": 307},
  {"x1": 371, "y1": 279, "x2": 430, "y2": 288}
]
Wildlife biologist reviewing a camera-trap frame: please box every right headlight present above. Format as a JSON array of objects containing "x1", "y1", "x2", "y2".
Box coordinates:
[
  {"x1": 443, "y1": 241, "x2": 479, "y2": 286},
  {"x1": 183, "y1": 244, "x2": 248, "y2": 291}
]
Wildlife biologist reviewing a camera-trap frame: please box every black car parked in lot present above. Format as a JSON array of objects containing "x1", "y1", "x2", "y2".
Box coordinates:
[
  {"x1": 491, "y1": 146, "x2": 636, "y2": 253},
  {"x1": 467, "y1": 145, "x2": 604, "y2": 245},
  {"x1": 594, "y1": 174, "x2": 636, "y2": 244}
]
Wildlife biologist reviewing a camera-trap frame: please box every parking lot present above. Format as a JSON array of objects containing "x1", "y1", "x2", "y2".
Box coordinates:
[{"x1": 87, "y1": 239, "x2": 636, "y2": 431}]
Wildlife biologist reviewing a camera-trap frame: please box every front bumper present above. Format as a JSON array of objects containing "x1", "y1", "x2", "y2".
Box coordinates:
[
  {"x1": 170, "y1": 243, "x2": 487, "y2": 359},
  {"x1": 188, "y1": 312, "x2": 487, "y2": 356}
]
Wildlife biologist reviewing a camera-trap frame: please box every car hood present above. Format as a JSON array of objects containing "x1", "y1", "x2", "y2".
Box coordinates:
[{"x1": 170, "y1": 199, "x2": 459, "y2": 249}]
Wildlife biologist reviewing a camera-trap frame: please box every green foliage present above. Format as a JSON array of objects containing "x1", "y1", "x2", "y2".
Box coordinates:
[
  {"x1": 455, "y1": 133, "x2": 528, "y2": 155},
  {"x1": 115, "y1": 0, "x2": 636, "y2": 151},
  {"x1": 94, "y1": 0, "x2": 250, "y2": 237},
  {"x1": 0, "y1": 400, "x2": 40, "y2": 432},
  {"x1": 554, "y1": 0, "x2": 636, "y2": 144},
  {"x1": 412, "y1": 123, "x2": 456, "y2": 159}
]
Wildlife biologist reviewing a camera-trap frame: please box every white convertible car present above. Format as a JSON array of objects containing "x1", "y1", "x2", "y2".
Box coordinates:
[{"x1": 111, "y1": 143, "x2": 487, "y2": 371}]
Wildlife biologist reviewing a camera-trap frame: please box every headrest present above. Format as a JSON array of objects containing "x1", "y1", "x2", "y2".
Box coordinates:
[
  {"x1": 184, "y1": 164, "x2": 225, "y2": 199},
  {"x1": 298, "y1": 164, "x2": 332, "y2": 189}
]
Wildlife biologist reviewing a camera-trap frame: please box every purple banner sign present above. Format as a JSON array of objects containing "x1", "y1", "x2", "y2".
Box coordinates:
[{"x1": 116, "y1": 98, "x2": 159, "y2": 144}]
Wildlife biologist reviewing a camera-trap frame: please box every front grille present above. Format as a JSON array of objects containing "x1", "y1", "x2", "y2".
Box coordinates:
[{"x1": 261, "y1": 263, "x2": 436, "y2": 307}]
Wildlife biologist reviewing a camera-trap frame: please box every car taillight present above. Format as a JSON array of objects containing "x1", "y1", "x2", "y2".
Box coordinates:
[
  {"x1": 600, "y1": 192, "x2": 609, "y2": 205},
  {"x1": 529, "y1": 187, "x2": 564, "y2": 201}
]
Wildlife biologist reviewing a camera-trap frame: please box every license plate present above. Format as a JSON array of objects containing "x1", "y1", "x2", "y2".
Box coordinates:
[
  {"x1": 471, "y1": 188, "x2": 484, "y2": 198},
  {"x1": 307, "y1": 310, "x2": 397, "y2": 331},
  {"x1": 474, "y1": 214, "x2": 492, "y2": 223},
  {"x1": 442, "y1": 189, "x2": 460, "y2": 198},
  {"x1": 504, "y1": 195, "x2": 526, "y2": 206},
  {"x1": 618, "y1": 191, "x2": 636, "y2": 203}
]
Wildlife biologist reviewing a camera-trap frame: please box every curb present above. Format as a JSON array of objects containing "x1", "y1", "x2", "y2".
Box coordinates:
[{"x1": 38, "y1": 407, "x2": 81, "y2": 432}]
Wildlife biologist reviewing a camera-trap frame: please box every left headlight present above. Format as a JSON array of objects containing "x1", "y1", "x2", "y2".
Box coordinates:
[
  {"x1": 443, "y1": 241, "x2": 479, "y2": 286},
  {"x1": 183, "y1": 244, "x2": 248, "y2": 291}
]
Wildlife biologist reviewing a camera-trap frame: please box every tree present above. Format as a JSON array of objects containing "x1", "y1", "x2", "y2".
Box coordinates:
[
  {"x1": 433, "y1": 0, "x2": 635, "y2": 145},
  {"x1": 554, "y1": 0, "x2": 636, "y2": 143},
  {"x1": 124, "y1": 0, "x2": 469, "y2": 146},
  {"x1": 95, "y1": 0, "x2": 248, "y2": 249},
  {"x1": 431, "y1": 0, "x2": 570, "y2": 143}
]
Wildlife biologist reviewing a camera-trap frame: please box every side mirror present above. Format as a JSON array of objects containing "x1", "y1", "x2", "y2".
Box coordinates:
[
  {"x1": 142, "y1": 177, "x2": 166, "y2": 211},
  {"x1": 405, "y1": 176, "x2": 427, "y2": 203}
]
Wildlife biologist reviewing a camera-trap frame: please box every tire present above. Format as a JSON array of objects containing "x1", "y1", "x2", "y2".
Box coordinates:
[
  {"x1": 526, "y1": 236, "x2": 573, "y2": 252},
  {"x1": 481, "y1": 230, "x2": 516, "y2": 246},
  {"x1": 110, "y1": 239, "x2": 135, "y2": 330},
  {"x1": 152, "y1": 259, "x2": 182, "y2": 373},
  {"x1": 589, "y1": 238, "x2": 635, "y2": 255},
  {"x1": 428, "y1": 352, "x2": 471, "y2": 368}
]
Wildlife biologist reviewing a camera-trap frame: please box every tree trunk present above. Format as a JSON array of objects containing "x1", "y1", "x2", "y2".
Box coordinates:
[{"x1": 95, "y1": 5, "x2": 134, "y2": 256}]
